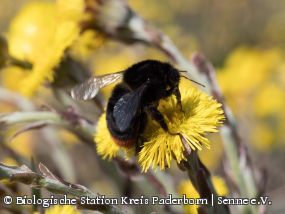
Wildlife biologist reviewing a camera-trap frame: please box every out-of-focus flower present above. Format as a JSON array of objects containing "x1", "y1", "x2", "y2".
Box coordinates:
[
  {"x1": 253, "y1": 83, "x2": 285, "y2": 117},
  {"x1": 7, "y1": 2, "x2": 56, "y2": 63},
  {"x1": 2, "y1": 0, "x2": 105, "y2": 96},
  {"x1": 218, "y1": 47, "x2": 285, "y2": 150},
  {"x1": 95, "y1": 81, "x2": 224, "y2": 172},
  {"x1": 178, "y1": 176, "x2": 228, "y2": 214},
  {"x1": 19, "y1": 0, "x2": 84, "y2": 96},
  {"x1": 34, "y1": 205, "x2": 81, "y2": 214},
  {"x1": 218, "y1": 47, "x2": 282, "y2": 108},
  {"x1": 251, "y1": 123, "x2": 274, "y2": 151},
  {"x1": 1, "y1": 2, "x2": 55, "y2": 92},
  {"x1": 7, "y1": 2, "x2": 57, "y2": 62}
]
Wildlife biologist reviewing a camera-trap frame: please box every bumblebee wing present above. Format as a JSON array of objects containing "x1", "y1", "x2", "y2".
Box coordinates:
[
  {"x1": 113, "y1": 84, "x2": 147, "y2": 132},
  {"x1": 71, "y1": 72, "x2": 123, "y2": 100}
]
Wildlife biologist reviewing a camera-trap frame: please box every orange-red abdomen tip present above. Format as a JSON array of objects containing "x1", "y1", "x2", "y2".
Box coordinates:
[{"x1": 111, "y1": 136, "x2": 136, "y2": 148}]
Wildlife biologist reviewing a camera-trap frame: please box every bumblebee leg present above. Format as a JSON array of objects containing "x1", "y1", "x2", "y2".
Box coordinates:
[
  {"x1": 164, "y1": 86, "x2": 183, "y2": 112},
  {"x1": 173, "y1": 86, "x2": 184, "y2": 113},
  {"x1": 147, "y1": 105, "x2": 168, "y2": 130},
  {"x1": 146, "y1": 105, "x2": 178, "y2": 135}
]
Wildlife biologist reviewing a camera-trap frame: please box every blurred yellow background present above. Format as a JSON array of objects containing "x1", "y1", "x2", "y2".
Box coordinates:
[{"x1": 0, "y1": 0, "x2": 285, "y2": 213}]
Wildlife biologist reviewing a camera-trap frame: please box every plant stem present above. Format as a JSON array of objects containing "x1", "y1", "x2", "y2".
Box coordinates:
[
  {"x1": 180, "y1": 138, "x2": 230, "y2": 214},
  {"x1": 0, "y1": 163, "x2": 127, "y2": 214}
]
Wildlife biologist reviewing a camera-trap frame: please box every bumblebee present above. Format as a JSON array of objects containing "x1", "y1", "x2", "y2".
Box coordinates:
[{"x1": 71, "y1": 60, "x2": 203, "y2": 147}]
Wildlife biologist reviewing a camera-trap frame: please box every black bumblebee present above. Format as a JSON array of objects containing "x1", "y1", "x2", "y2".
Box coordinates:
[{"x1": 71, "y1": 60, "x2": 202, "y2": 147}]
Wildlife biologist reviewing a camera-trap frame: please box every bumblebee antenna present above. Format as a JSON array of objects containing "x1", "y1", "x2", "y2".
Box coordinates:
[{"x1": 179, "y1": 71, "x2": 205, "y2": 87}]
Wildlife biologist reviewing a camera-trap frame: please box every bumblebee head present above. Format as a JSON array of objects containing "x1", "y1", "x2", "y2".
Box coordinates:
[{"x1": 165, "y1": 64, "x2": 180, "y2": 87}]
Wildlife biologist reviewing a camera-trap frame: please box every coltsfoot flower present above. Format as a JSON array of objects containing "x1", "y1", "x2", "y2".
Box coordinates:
[
  {"x1": 19, "y1": 0, "x2": 85, "y2": 96},
  {"x1": 178, "y1": 176, "x2": 228, "y2": 214},
  {"x1": 4, "y1": 0, "x2": 103, "y2": 97},
  {"x1": 95, "y1": 82, "x2": 224, "y2": 172},
  {"x1": 138, "y1": 83, "x2": 224, "y2": 171}
]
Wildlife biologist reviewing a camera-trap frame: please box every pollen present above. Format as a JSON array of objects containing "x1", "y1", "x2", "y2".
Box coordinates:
[{"x1": 4, "y1": 0, "x2": 88, "y2": 97}]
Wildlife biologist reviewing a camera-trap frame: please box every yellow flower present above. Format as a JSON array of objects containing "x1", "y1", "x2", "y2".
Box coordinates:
[
  {"x1": 94, "y1": 81, "x2": 224, "y2": 172},
  {"x1": 218, "y1": 47, "x2": 282, "y2": 96},
  {"x1": 218, "y1": 46, "x2": 285, "y2": 150},
  {"x1": 20, "y1": 0, "x2": 84, "y2": 96},
  {"x1": 8, "y1": 2, "x2": 57, "y2": 62},
  {"x1": 178, "y1": 176, "x2": 228, "y2": 214},
  {"x1": 253, "y1": 83, "x2": 285, "y2": 117},
  {"x1": 218, "y1": 47, "x2": 283, "y2": 112},
  {"x1": 5, "y1": 0, "x2": 85, "y2": 97},
  {"x1": 34, "y1": 205, "x2": 80, "y2": 214},
  {"x1": 251, "y1": 123, "x2": 274, "y2": 151},
  {"x1": 139, "y1": 82, "x2": 224, "y2": 172}
]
